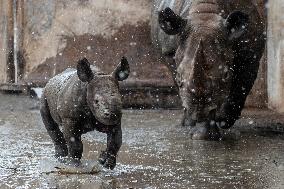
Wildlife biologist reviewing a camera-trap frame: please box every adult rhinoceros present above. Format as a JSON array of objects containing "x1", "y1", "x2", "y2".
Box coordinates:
[{"x1": 151, "y1": 0, "x2": 265, "y2": 140}]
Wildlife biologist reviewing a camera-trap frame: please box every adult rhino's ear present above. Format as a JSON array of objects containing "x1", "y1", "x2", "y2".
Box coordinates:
[
  {"x1": 112, "y1": 57, "x2": 130, "y2": 81},
  {"x1": 77, "y1": 58, "x2": 94, "y2": 82},
  {"x1": 225, "y1": 11, "x2": 249, "y2": 41},
  {"x1": 158, "y1": 7, "x2": 187, "y2": 35}
]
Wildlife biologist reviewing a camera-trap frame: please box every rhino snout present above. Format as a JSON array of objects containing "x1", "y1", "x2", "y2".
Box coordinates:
[
  {"x1": 103, "y1": 109, "x2": 121, "y2": 118},
  {"x1": 103, "y1": 109, "x2": 110, "y2": 117}
]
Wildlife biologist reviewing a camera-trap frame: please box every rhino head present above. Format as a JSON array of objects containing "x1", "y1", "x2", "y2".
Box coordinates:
[
  {"x1": 158, "y1": 7, "x2": 249, "y2": 137},
  {"x1": 77, "y1": 57, "x2": 130, "y2": 125}
]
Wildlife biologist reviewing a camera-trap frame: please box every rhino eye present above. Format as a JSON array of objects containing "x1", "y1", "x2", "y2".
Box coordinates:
[
  {"x1": 176, "y1": 78, "x2": 184, "y2": 87},
  {"x1": 222, "y1": 71, "x2": 230, "y2": 82},
  {"x1": 178, "y1": 81, "x2": 183, "y2": 87},
  {"x1": 204, "y1": 62, "x2": 213, "y2": 70},
  {"x1": 176, "y1": 73, "x2": 184, "y2": 87}
]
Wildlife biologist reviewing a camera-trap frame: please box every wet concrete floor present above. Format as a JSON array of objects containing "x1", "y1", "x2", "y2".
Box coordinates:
[{"x1": 0, "y1": 94, "x2": 284, "y2": 188}]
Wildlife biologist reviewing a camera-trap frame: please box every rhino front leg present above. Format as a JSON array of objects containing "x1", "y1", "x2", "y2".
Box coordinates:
[
  {"x1": 222, "y1": 50, "x2": 262, "y2": 129},
  {"x1": 62, "y1": 119, "x2": 83, "y2": 166},
  {"x1": 99, "y1": 124, "x2": 122, "y2": 170}
]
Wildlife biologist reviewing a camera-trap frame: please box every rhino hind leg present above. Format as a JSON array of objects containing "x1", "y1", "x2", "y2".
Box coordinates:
[
  {"x1": 40, "y1": 96, "x2": 68, "y2": 158},
  {"x1": 62, "y1": 120, "x2": 83, "y2": 164}
]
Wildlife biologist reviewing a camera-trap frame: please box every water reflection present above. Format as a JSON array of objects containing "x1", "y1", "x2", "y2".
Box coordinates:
[{"x1": 0, "y1": 96, "x2": 283, "y2": 188}]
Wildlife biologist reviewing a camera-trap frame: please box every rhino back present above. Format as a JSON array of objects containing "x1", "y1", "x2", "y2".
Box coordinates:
[
  {"x1": 44, "y1": 68, "x2": 76, "y2": 98},
  {"x1": 44, "y1": 68, "x2": 88, "y2": 124}
]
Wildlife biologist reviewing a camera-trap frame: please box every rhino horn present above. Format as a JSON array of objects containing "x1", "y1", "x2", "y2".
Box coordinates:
[{"x1": 190, "y1": 40, "x2": 207, "y2": 97}]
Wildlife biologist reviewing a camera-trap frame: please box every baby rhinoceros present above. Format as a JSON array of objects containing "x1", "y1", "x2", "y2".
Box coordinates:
[{"x1": 40, "y1": 57, "x2": 130, "y2": 170}]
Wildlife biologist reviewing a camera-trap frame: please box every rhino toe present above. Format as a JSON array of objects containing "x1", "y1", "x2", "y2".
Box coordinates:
[
  {"x1": 103, "y1": 155, "x2": 116, "y2": 170},
  {"x1": 55, "y1": 144, "x2": 68, "y2": 158},
  {"x1": 189, "y1": 124, "x2": 206, "y2": 140},
  {"x1": 98, "y1": 150, "x2": 108, "y2": 165}
]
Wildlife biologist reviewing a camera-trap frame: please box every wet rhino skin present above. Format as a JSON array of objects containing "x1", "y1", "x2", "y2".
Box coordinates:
[
  {"x1": 152, "y1": 0, "x2": 264, "y2": 55},
  {"x1": 40, "y1": 57, "x2": 130, "y2": 169},
  {"x1": 151, "y1": 0, "x2": 265, "y2": 140}
]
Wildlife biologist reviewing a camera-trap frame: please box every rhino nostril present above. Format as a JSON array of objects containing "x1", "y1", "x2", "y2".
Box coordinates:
[
  {"x1": 104, "y1": 112, "x2": 110, "y2": 117},
  {"x1": 206, "y1": 80, "x2": 212, "y2": 88},
  {"x1": 103, "y1": 109, "x2": 110, "y2": 116},
  {"x1": 223, "y1": 72, "x2": 230, "y2": 81}
]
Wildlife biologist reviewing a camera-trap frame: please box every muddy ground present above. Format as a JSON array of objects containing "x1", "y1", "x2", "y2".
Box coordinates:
[{"x1": 0, "y1": 93, "x2": 284, "y2": 189}]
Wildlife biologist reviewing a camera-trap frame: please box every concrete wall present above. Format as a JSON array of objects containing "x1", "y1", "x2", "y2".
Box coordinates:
[
  {"x1": 22, "y1": 0, "x2": 173, "y2": 90},
  {"x1": 267, "y1": 0, "x2": 284, "y2": 112},
  {"x1": 0, "y1": 0, "x2": 10, "y2": 83},
  {"x1": 23, "y1": 0, "x2": 148, "y2": 73},
  {"x1": 0, "y1": 1, "x2": 7, "y2": 83}
]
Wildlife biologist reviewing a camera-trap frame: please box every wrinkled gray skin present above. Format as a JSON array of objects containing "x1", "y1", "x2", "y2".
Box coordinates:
[
  {"x1": 40, "y1": 57, "x2": 130, "y2": 169},
  {"x1": 152, "y1": 0, "x2": 265, "y2": 140}
]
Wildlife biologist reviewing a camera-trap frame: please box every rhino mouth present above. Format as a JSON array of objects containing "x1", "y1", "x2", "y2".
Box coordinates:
[
  {"x1": 91, "y1": 108, "x2": 121, "y2": 126},
  {"x1": 182, "y1": 106, "x2": 231, "y2": 129},
  {"x1": 96, "y1": 115, "x2": 120, "y2": 126},
  {"x1": 182, "y1": 107, "x2": 234, "y2": 140}
]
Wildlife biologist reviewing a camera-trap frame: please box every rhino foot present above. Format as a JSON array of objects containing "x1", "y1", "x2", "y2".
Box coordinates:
[
  {"x1": 189, "y1": 122, "x2": 221, "y2": 141},
  {"x1": 103, "y1": 155, "x2": 116, "y2": 170},
  {"x1": 98, "y1": 150, "x2": 108, "y2": 165},
  {"x1": 181, "y1": 117, "x2": 196, "y2": 128},
  {"x1": 54, "y1": 144, "x2": 68, "y2": 158},
  {"x1": 98, "y1": 151, "x2": 116, "y2": 170}
]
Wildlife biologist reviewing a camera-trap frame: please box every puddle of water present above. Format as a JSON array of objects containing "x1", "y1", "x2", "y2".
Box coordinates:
[
  {"x1": 98, "y1": 110, "x2": 284, "y2": 189},
  {"x1": 0, "y1": 100, "x2": 283, "y2": 189}
]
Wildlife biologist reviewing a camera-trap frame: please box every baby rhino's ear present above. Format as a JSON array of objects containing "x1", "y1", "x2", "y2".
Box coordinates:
[
  {"x1": 77, "y1": 58, "x2": 94, "y2": 82},
  {"x1": 112, "y1": 57, "x2": 130, "y2": 81}
]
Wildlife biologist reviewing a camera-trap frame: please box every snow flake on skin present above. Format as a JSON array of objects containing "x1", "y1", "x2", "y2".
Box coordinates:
[{"x1": 70, "y1": 137, "x2": 75, "y2": 142}]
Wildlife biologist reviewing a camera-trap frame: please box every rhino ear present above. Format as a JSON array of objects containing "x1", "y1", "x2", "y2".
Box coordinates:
[
  {"x1": 77, "y1": 58, "x2": 94, "y2": 82},
  {"x1": 158, "y1": 7, "x2": 187, "y2": 35},
  {"x1": 113, "y1": 57, "x2": 130, "y2": 81},
  {"x1": 225, "y1": 11, "x2": 249, "y2": 40}
]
